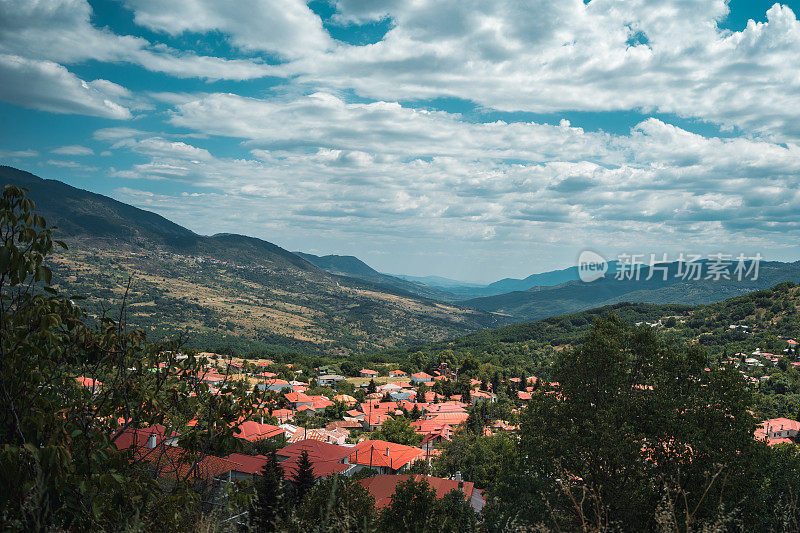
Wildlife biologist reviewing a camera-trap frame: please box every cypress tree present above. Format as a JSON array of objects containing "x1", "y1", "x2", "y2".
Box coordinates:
[
  {"x1": 292, "y1": 449, "x2": 316, "y2": 503},
  {"x1": 251, "y1": 449, "x2": 284, "y2": 532}
]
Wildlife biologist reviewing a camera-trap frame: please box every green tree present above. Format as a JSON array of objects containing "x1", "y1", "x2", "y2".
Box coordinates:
[
  {"x1": 295, "y1": 474, "x2": 377, "y2": 530},
  {"x1": 433, "y1": 431, "x2": 516, "y2": 490},
  {"x1": 379, "y1": 476, "x2": 438, "y2": 533},
  {"x1": 499, "y1": 314, "x2": 760, "y2": 530},
  {"x1": 251, "y1": 450, "x2": 285, "y2": 532},
  {"x1": 371, "y1": 417, "x2": 422, "y2": 446},
  {"x1": 0, "y1": 185, "x2": 260, "y2": 531},
  {"x1": 291, "y1": 449, "x2": 316, "y2": 503},
  {"x1": 431, "y1": 489, "x2": 478, "y2": 533}
]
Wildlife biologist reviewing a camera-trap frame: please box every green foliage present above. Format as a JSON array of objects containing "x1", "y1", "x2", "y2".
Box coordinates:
[
  {"x1": 251, "y1": 450, "x2": 285, "y2": 532},
  {"x1": 433, "y1": 431, "x2": 517, "y2": 491},
  {"x1": 0, "y1": 185, "x2": 260, "y2": 531},
  {"x1": 477, "y1": 315, "x2": 764, "y2": 530},
  {"x1": 379, "y1": 476, "x2": 477, "y2": 533},
  {"x1": 433, "y1": 489, "x2": 478, "y2": 533},
  {"x1": 370, "y1": 417, "x2": 422, "y2": 446},
  {"x1": 291, "y1": 450, "x2": 317, "y2": 503},
  {"x1": 350, "y1": 468, "x2": 379, "y2": 481},
  {"x1": 379, "y1": 477, "x2": 438, "y2": 533},
  {"x1": 295, "y1": 474, "x2": 377, "y2": 531}
]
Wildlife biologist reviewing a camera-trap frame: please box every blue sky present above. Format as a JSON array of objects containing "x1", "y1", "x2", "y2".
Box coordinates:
[{"x1": 2, "y1": 0, "x2": 800, "y2": 283}]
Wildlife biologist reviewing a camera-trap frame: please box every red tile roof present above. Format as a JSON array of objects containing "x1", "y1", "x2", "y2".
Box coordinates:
[
  {"x1": 225, "y1": 453, "x2": 270, "y2": 475},
  {"x1": 311, "y1": 396, "x2": 334, "y2": 409},
  {"x1": 113, "y1": 424, "x2": 177, "y2": 450},
  {"x1": 326, "y1": 420, "x2": 363, "y2": 431},
  {"x1": 347, "y1": 440, "x2": 424, "y2": 470},
  {"x1": 280, "y1": 453, "x2": 350, "y2": 480},
  {"x1": 278, "y1": 439, "x2": 353, "y2": 464},
  {"x1": 76, "y1": 376, "x2": 103, "y2": 390},
  {"x1": 285, "y1": 391, "x2": 312, "y2": 403},
  {"x1": 358, "y1": 474, "x2": 475, "y2": 508},
  {"x1": 425, "y1": 412, "x2": 469, "y2": 425},
  {"x1": 234, "y1": 421, "x2": 285, "y2": 442},
  {"x1": 134, "y1": 445, "x2": 240, "y2": 480}
]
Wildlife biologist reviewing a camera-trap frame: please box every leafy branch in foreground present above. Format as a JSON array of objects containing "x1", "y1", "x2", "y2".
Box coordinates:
[{"x1": 0, "y1": 185, "x2": 262, "y2": 531}]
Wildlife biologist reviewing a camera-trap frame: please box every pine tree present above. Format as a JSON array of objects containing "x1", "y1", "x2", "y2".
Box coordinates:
[
  {"x1": 462, "y1": 386, "x2": 471, "y2": 405},
  {"x1": 251, "y1": 449, "x2": 284, "y2": 532},
  {"x1": 292, "y1": 449, "x2": 316, "y2": 503}
]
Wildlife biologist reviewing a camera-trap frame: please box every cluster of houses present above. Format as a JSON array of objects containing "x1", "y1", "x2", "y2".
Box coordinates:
[
  {"x1": 74, "y1": 357, "x2": 538, "y2": 514},
  {"x1": 112, "y1": 422, "x2": 487, "y2": 513},
  {"x1": 77, "y1": 334, "x2": 800, "y2": 513},
  {"x1": 715, "y1": 338, "x2": 800, "y2": 384}
]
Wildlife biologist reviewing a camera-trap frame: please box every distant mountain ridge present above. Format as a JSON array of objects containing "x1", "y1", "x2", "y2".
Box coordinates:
[
  {"x1": 295, "y1": 252, "x2": 457, "y2": 301},
  {"x1": 464, "y1": 260, "x2": 800, "y2": 322},
  {"x1": 393, "y1": 274, "x2": 484, "y2": 289},
  {"x1": 5, "y1": 164, "x2": 799, "y2": 355},
  {"x1": 0, "y1": 166, "x2": 500, "y2": 354}
]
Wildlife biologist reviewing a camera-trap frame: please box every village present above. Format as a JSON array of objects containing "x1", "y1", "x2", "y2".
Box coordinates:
[
  {"x1": 76, "y1": 355, "x2": 519, "y2": 517},
  {"x1": 69, "y1": 332, "x2": 800, "y2": 522}
]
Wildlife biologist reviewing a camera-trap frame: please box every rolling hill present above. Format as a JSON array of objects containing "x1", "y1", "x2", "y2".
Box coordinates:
[
  {"x1": 0, "y1": 166, "x2": 503, "y2": 355},
  {"x1": 464, "y1": 260, "x2": 800, "y2": 322},
  {"x1": 296, "y1": 252, "x2": 458, "y2": 301}
]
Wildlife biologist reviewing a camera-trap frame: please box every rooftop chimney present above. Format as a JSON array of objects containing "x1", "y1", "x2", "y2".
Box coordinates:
[
  {"x1": 455, "y1": 471, "x2": 462, "y2": 482},
  {"x1": 386, "y1": 446, "x2": 390, "y2": 456},
  {"x1": 147, "y1": 432, "x2": 158, "y2": 448}
]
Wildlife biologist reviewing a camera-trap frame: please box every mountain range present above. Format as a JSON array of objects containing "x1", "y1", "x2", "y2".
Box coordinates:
[
  {"x1": 3, "y1": 164, "x2": 799, "y2": 357},
  {"x1": 0, "y1": 166, "x2": 502, "y2": 355}
]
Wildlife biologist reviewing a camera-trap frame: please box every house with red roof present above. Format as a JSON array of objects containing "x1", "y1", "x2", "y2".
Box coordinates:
[
  {"x1": 134, "y1": 445, "x2": 241, "y2": 483},
  {"x1": 333, "y1": 394, "x2": 357, "y2": 406},
  {"x1": 358, "y1": 474, "x2": 484, "y2": 513},
  {"x1": 225, "y1": 453, "x2": 271, "y2": 481},
  {"x1": 410, "y1": 372, "x2": 434, "y2": 384},
  {"x1": 113, "y1": 424, "x2": 179, "y2": 450},
  {"x1": 285, "y1": 391, "x2": 313, "y2": 409},
  {"x1": 76, "y1": 376, "x2": 103, "y2": 393},
  {"x1": 389, "y1": 370, "x2": 407, "y2": 377},
  {"x1": 276, "y1": 439, "x2": 355, "y2": 479},
  {"x1": 346, "y1": 440, "x2": 424, "y2": 474},
  {"x1": 271, "y1": 408, "x2": 294, "y2": 423},
  {"x1": 424, "y1": 401, "x2": 468, "y2": 415},
  {"x1": 471, "y1": 390, "x2": 497, "y2": 404},
  {"x1": 363, "y1": 412, "x2": 393, "y2": 431},
  {"x1": 425, "y1": 412, "x2": 469, "y2": 426},
  {"x1": 233, "y1": 421, "x2": 285, "y2": 442},
  {"x1": 345, "y1": 409, "x2": 365, "y2": 421},
  {"x1": 262, "y1": 378, "x2": 292, "y2": 392},
  {"x1": 756, "y1": 417, "x2": 800, "y2": 445},
  {"x1": 360, "y1": 369, "x2": 379, "y2": 377},
  {"x1": 311, "y1": 395, "x2": 334, "y2": 412},
  {"x1": 326, "y1": 420, "x2": 363, "y2": 432}
]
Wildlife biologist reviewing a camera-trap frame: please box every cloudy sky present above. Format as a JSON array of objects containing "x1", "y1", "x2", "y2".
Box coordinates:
[{"x1": 1, "y1": 0, "x2": 799, "y2": 282}]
